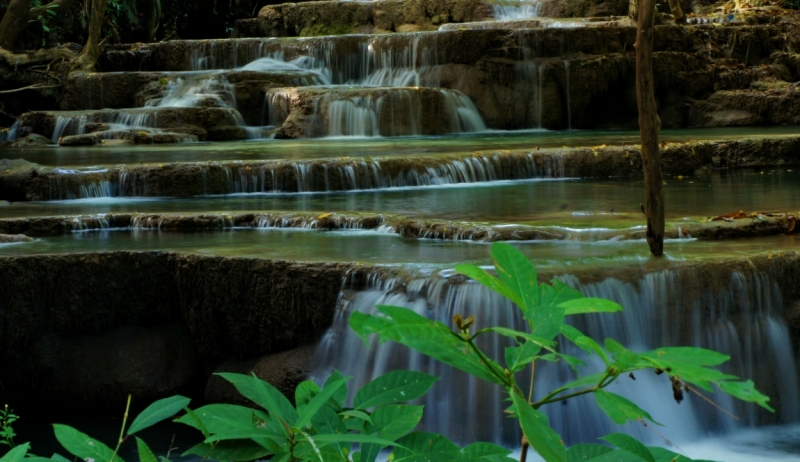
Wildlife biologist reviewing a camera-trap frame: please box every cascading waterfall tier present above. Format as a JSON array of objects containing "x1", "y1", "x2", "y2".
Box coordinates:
[
  {"x1": 27, "y1": 151, "x2": 565, "y2": 200},
  {"x1": 313, "y1": 263, "x2": 800, "y2": 446}
]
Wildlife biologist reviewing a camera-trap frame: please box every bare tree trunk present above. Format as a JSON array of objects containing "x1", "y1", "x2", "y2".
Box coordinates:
[
  {"x1": 0, "y1": 0, "x2": 32, "y2": 50},
  {"x1": 75, "y1": 0, "x2": 108, "y2": 71},
  {"x1": 141, "y1": 0, "x2": 160, "y2": 42},
  {"x1": 635, "y1": 0, "x2": 665, "y2": 257},
  {"x1": 667, "y1": 0, "x2": 687, "y2": 23}
]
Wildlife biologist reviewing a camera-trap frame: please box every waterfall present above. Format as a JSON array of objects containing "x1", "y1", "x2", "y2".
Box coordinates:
[
  {"x1": 564, "y1": 61, "x2": 572, "y2": 130},
  {"x1": 492, "y1": 0, "x2": 542, "y2": 20},
  {"x1": 146, "y1": 74, "x2": 237, "y2": 108},
  {"x1": 311, "y1": 267, "x2": 800, "y2": 448}
]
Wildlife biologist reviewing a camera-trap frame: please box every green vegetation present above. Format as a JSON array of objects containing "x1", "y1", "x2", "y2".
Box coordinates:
[{"x1": 0, "y1": 243, "x2": 773, "y2": 462}]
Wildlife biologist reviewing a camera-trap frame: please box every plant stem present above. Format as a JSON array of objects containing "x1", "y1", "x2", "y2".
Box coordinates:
[
  {"x1": 463, "y1": 335, "x2": 513, "y2": 388},
  {"x1": 528, "y1": 361, "x2": 537, "y2": 403},
  {"x1": 520, "y1": 436, "x2": 529, "y2": 462},
  {"x1": 533, "y1": 369, "x2": 615, "y2": 408},
  {"x1": 109, "y1": 394, "x2": 132, "y2": 462}
]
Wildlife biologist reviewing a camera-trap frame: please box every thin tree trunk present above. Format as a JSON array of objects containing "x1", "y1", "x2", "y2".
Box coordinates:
[
  {"x1": 141, "y1": 0, "x2": 160, "y2": 42},
  {"x1": 635, "y1": 0, "x2": 665, "y2": 257},
  {"x1": 628, "y1": 0, "x2": 638, "y2": 20},
  {"x1": 667, "y1": 0, "x2": 687, "y2": 23},
  {"x1": 76, "y1": 0, "x2": 108, "y2": 71},
  {"x1": 0, "y1": 0, "x2": 32, "y2": 50}
]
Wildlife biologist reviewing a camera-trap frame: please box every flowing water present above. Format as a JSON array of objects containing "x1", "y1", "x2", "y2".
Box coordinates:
[{"x1": 2, "y1": 15, "x2": 800, "y2": 461}]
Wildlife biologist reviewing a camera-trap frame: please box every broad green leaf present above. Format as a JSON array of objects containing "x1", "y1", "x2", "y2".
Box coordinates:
[
  {"x1": 0, "y1": 443, "x2": 29, "y2": 462},
  {"x1": 560, "y1": 325, "x2": 609, "y2": 365},
  {"x1": 581, "y1": 449, "x2": 653, "y2": 462},
  {"x1": 52, "y1": 424, "x2": 120, "y2": 462},
  {"x1": 50, "y1": 455, "x2": 71, "y2": 462},
  {"x1": 295, "y1": 380, "x2": 321, "y2": 415},
  {"x1": 392, "y1": 432, "x2": 461, "y2": 461},
  {"x1": 176, "y1": 407, "x2": 210, "y2": 438},
  {"x1": 204, "y1": 429, "x2": 285, "y2": 443},
  {"x1": 182, "y1": 440, "x2": 271, "y2": 461},
  {"x1": 599, "y1": 433, "x2": 655, "y2": 462},
  {"x1": 134, "y1": 437, "x2": 157, "y2": 462},
  {"x1": 324, "y1": 370, "x2": 348, "y2": 410},
  {"x1": 640, "y1": 347, "x2": 729, "y2": 368},
  {"x1": 666, "y1": 364, "x2": 739, "y2": 392},
  {"x1": 355, "y1": 370, "x2": 439, "y2": 410},
  {"x1": 566, "y1": 443, "x2": 613, "y2": 462},
  {"x1": 350, "y1": 311, "x2": 396, "y2": 346},
  {"x1": 459, "y1": 442, "x2": 514, "y2": 462},
  {"x1": 492, "y1": 242, "x2": 539, "y2": 310},
  {"x1": 605, "y1": 339, "x2": 641, "y2": 370},
  {"x1": 718, "y1": 380, "x2": 774, "y2": 412},
  {"x1": 594, "y1": 390, "x2": 662, "y2": 426},
  {"x1": 310, "y1": 406, "x2": 350, "y2": 460},
  {"x1": 371, "y1": 404, "x2": 424, "y2": 441},
  {"x1": 294, "y1": 429, "x2": 324, "y2": 462},
  {"x1": 311, "y1": 433, "x2": 410, "y2": 450},
  {"x1": 454, "y1": 264, "x2": 523, "y2": 308},
  {"x1": 339, "y1": 409, "x2": 372, "y2": 424},
  {"x1": 559, "y1": 298, "x2": 623, "y2": 316},
  {"x1": 505, "y1": 342, "x2": 541, "y2": 372},
  {"x1": 510, "y1": 392, "x2": 566, "y2": 462},
  {"x1": 540, "y1": 352, "x2": 586, "y2": 373},
  {"x1": 350, "y1": 312, "x2": 504, "y2": 386},
  {"x1": 128, "y1": 395, "x2": 191, "y2": 435},
  {"x1": 296, "y1": 376, "x2": 349, "y2": 428},
  {"x1": 216, "y1": 373, "x2": 297, "y2": 429},
  {"x1": 175, "y1": 404, "x2": 260, "y2": 435},
  {"x1": 647, "y1": 446, "x2": 716, "y2": 462}
]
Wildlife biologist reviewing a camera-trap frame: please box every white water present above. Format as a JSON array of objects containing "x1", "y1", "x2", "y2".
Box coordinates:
[
  {"x1": 492, "y1": 0, "x2": 542, "y2": 20},
  {"x1": 312, "y1": 267, "x2": 800, "y2": 450}
]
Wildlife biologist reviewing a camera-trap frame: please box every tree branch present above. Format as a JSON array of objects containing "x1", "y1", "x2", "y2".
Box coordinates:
[
  {"x1": 0, "y1": 45, "x2": 77, "y2": 66},
  {"x1": 0, "y1": 83, "x2": 62, "y2": 94}
]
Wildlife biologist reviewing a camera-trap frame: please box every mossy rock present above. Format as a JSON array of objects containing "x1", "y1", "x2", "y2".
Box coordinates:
[{"x1": 299, "y1": 23, "x2": 353, "y2": 37}]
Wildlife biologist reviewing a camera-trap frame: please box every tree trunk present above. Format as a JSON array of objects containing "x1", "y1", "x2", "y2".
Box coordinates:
[
  {"x1": 635, "y1": 0, "x2": 665, "y2": 257},
  {"x1": 76, "y1": 0, "x2": 108, "y2": 71},
  {"x1": 0, "y1": 0, "x2": 32, "y2": 50},
  {"x1": 667, "y1": 0, "x2": 687, "y2": 23},
  {"x1": 141, "y1": 0, "x2": 160, "y2": 42}
]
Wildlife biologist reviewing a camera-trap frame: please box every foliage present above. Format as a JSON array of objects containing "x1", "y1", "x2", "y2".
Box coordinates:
[
  {"x1": 174, "y1": 370, "x2": 516, "y2": 462},
  {"x1": 0, "y1": 405, "x2": 18, "y2": 449},
  {"x1": 349, "y1": 241, "x2": 774, "y2": 462}
]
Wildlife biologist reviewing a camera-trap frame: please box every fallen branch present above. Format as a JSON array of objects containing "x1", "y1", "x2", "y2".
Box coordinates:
[{"x1": 0, "y1": 83, "x2": 62, "y2": 94}]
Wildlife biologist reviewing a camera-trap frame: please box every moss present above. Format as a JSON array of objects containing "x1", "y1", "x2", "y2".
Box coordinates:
[{"x1": 299, "y1": 23, "x2": 353, "y2": 37}]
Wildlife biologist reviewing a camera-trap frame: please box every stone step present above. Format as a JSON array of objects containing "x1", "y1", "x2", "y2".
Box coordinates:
[
  {"x1": 2, "y1": 137, "x2": 798, "y2": 201},
  {"x1": 2, "y1": 210, "x2": 797, "y2": 242}
]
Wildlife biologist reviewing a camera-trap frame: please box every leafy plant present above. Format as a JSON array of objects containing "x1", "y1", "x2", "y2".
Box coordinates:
[
  {"x1": 349, "y1": 241, "x2": 774, "y2": 462},
  {"x1": 28, "y1": 2, "x2": 59, "y2": 47},
  {"x1": 175, "y1": 370, "x2": 517, "y2": 462},
  {"x1": 0, "y1": 405, "x2": 19, "y2": 449}
]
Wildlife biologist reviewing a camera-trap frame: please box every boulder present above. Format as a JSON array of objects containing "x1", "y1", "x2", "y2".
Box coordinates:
[
  {"x1": 205, "y1": 345, "x2": 317, "y2": 403},
  {"x1": 10, "y1": 133, "x2": 51, "y2": 147}
]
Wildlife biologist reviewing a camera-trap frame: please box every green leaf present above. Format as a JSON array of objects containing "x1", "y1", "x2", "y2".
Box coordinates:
[
  {"x1": 339, "y1": 410, "x2": 372, "y2": 424},
  {"x1": 718, "y1": 380, "x2": 774, "y2": 412},
  {"x1": 559, "y1": 298, "x2": 623, "y2": 316},
  {"x1": 128, "y1": 395, "x2": 191, "y2": 435},
  {"x1": 640, "y1": 347, "x2": 729, "y2": 368},
  {"x1": 371, "y1": 404, "x2": 424, "y2": 441},
  {"x1": 510, "y1": 392, "x2": 566, "y2": 462},
  {"x1": 53, "y1": 425, "x2": 120, "y2": 462},
  {"x1": 182, "y1": 440, "x2": 271, "y2": 461},
  {"x1": 324, "y1": 370, "x2": 348, "y2": 410},
  {"x1": 134, "y1": 438, "x2": 157, "y2": 462},
  {"x1": 309, "y1": 405, "x2": 349, "y2": 459},
  {"x1": 310, "y1": 433, "x2": 410, "y2": 450},
  {"x1": 566, "y1": 443, "x2": 613, "y2": 462},
  {"x1": 594, "y1": 390, "x2": 662, "y2": 426},
  {"x1": 216, "y1": 373, "x2": 298, "y2": 429},
  {"x1": 296, "y1": 376, "x2": 349, "y2": 428},
  {"x1": 560, "y1": 325, "x2": 609, "y2": 365},
  {"x1": 0, "y1": 443, "x2": 29, "y2": 462},
  {"x1": 459, "y1": 442, "x2": 514, "y2": 462},
  {"x1": 561, "y1": 372, "x2": 609, "y2": 392},
  {"x1": 599, "y1": 433, "x2": 655, "y2": 462},
  {"x1": 350, "y1": 310, "x2": 505, "y2": 386},
  {"x1": 355, "y1": 370, "x2": 438, "y2": 410},
  {"x1": 175, "y1": 407, "x2": 210, "y2": 438},
  {"x1": 505, "y1": 342, "x2": 541, "y2": 372},
  {"x1": 295, "y1": 380, "x2": 321, "y2": 415},
  {"x1": 392, "y1": 432, "x2": 461, "y2": 461},
  {"x1": 540, "y1": 352, "x2": 585, "y2": 373},
  {"x1": 454, "y1": 264, "x2": 523, "y2": 308},
  {"x1": 605, "y1": 339, "x2": 641, "y2": 370},
  {"x1": 492, "y1": 242, "x2": 539, "y2": 309},
  {"x1": 475, "y1": 327, "x2": 555, "y2": 351},
  {"x1": 42, "y1": 25, "x2": 50, "y2": 32}
]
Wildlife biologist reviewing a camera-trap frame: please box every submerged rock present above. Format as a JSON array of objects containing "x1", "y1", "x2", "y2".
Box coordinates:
[
  {"x1": 0, "y1": 233, "x2": 32, "y2": 243},
  {"x1": 10, "y1": 133, "x2": 51, "y2": 147}
]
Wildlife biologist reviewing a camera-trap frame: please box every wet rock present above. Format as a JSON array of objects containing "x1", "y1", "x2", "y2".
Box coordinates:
[
  {"x1": 0, "y1": 234, "x2": 32, "y2": 243},
  {"x1": 690, "y1": 84, "x2": 800, "y2": 127},
  {"x1": 59, "y1": 133, "x2": 102, "y2": 146},
  {"x1": 206, "y1": 126, "x2": 250, "y2": 141},
  {"x1": 246, "y1": 0, "x2": 492, "y2": 38},
  {"x1": 10, "y1": 133, "x2": 51, "y2": 147},
  {"x1": 0, "y1": 158, "x2": 40, "y2": 202},
  {"x1": 205, "y1": 345, "x2": 317, "y2": 404},
  {"x1": 539, "y1": 0, "x2": 629, "y2": 17}
]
